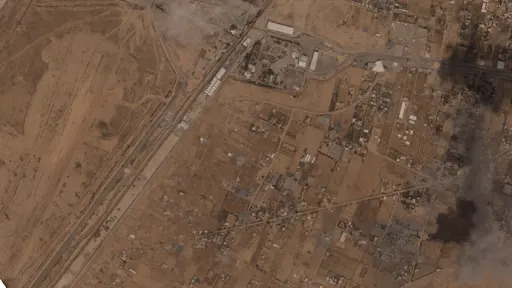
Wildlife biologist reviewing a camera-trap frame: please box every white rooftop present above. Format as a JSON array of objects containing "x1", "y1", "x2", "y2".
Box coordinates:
[
  {"x1": 497, "y1": 61, "x2": 505, "y2": 70},
  {"x1": 309, "y1": 51, "x2": 319, "y2": 71},
  {"x1": 266, "y1": 21, "x2": 294, "y2": 35}
]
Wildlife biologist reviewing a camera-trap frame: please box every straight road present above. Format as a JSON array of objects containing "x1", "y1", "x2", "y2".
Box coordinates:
[{"x1": 32, "y1": 1, "x2": 273, "y2": 287}]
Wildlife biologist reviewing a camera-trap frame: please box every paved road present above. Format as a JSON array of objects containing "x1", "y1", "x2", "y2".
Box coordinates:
[
  {"x1": 197, "y1": 179, "x2": 442, "y2": 238},
  {"x1": 37, "y1": 1, "x2": 273, "y2": 287},
  {"x1": 31, "y1": 11, "x2": 512, "y2": 286},
  {"x1": 351, "y1": 51, "x2": 512, "y2": 79}
]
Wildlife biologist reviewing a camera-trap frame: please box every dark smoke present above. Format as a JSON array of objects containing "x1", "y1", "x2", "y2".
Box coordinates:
[
  {"x1": 431, "y1": 199, "x2": 476, "y2": 243},
  {"x1": 435, "y1": 67, "x2": 512, "y2": 285},
  {"x1": 433, "y1": 11, "x2": 512, "y2": 283},
  {"x1": 456, "y1": 133, "x2": 512, "y2": 285}
]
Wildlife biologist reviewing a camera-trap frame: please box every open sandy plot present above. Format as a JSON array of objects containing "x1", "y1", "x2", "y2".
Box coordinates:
[
  {"x1": 299, "y1": 78, "x2": 336, "y2": 112},
  {"x1": 219, "y1": 78, "x2": 338, "y2": 113},
  {"x1": 305, "y1": 0, "x2": 391, "y2": 52},
  {"x1": 259, "y1": 0, "x2": 312, "y2": 32},
  {"x1": 69, "y1": 69, "x2": 387, "y2": 286},
  {"x1": 0, "y1": 3, "x2": 177, "y2": 286},
  {"x1": 408, "y1": 0, "x2": 433, "y2": 18},
  {"x1": 404, "y1": 265, "x2": 508, "y2": 288},
  {"x1": 70, "y1": 94, "x2": 286, "y2": 287}
]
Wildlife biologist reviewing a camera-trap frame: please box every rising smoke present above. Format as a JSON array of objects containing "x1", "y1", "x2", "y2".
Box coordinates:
[
  {"x1": 455, "y1": 113, "x2": 512, "y2": 286},
  {"x1": 152, "y1": 0, "x2": 223, "y2": 44},
  {"x1": 149, "y1": 0, "x2": 258, "y2": 45}
]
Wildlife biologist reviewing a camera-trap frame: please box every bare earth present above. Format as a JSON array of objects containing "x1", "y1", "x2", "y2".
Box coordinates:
[
  {"x1": 1, "y1": 0, "x2": 512, "y2": 287},
  {"x1": 0, "y1": 1, "x2": 177, "y2": 286}
]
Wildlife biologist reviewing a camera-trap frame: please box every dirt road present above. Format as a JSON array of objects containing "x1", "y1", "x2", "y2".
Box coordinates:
[{"x1": 0, "y1": 3, "x2": 180, "y2": 287}]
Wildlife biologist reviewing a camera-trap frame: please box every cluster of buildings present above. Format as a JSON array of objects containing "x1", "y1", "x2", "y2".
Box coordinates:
[
  {"x1": 236, "y1": 22, "x2": 322, "y2": 93},
  {"x1": 200, "y1": 64, "x2": 445, "y2": 285},
  {"x1": 351, "y1": 0, "x2": 395, "y2": 13},
  {"x1": 458, "y1": 0, "x2": 512, "y2": 70},
  {"x1": 163, "y1": 1, "x2": 512, "y2": 286}
]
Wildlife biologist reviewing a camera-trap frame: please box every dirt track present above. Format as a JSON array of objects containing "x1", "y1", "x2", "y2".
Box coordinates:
[{"x1": 0, "y1": 2, "x2": 181, "y2": 286}]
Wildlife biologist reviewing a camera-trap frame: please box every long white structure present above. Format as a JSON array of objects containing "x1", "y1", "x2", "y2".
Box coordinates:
[
  {"x1": 309, "y1": 51, "x2": 319, "y2": 71},
  {"x1": 215, "y1": 67, "x2": 226, "y2": 79},
  {"x1": 399, "y1": 101, "x2": 407, "y2": 119},
  {"x1": 266, "y1": 21, "x2": 294, "y2": 35},
  {"x1": 0, "y1": 279, "x2": 6, "y2": 288},
  {"x1": 205, "y1": 67, "x2": 227, "y2": 96}
]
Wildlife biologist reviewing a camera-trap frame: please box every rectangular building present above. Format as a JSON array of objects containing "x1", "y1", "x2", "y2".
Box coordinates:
[
  {"x1": 266, "y1": 21, "x2": 294, "y2": 35},
  {"x1": 309, "y1": 51, "x2": 320, "y2": 71},
  {"x1": 399, "y1": 101, "x2": 408, "y2": 119}
]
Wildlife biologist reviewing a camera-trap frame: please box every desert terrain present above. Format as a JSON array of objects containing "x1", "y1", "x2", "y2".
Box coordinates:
[
  {"x1": 0, "y1": 1, "x2": 183, "y2": 286},
  {"x1": 1, "y1": 0, "x2": 512, "y2": 287}
]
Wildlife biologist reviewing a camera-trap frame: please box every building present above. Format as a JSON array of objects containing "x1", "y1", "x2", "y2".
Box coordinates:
[
  {"x1": 298, "y1": 55, "x2": 308, "y2": 68},
  {"x1": 309, "y1": 51, "x2": 319, "y2": 71},
  {"x1": 242, "y1": 37, "x2": 252, "y2": 47},
  {"x1": 497, "y1": 61, "x2": 505, "y2": 70},
  {"x1": 266, "y1": 21, "x2": 294, "y2": 35},
  {"x1": 399, "y1": 100, "x2": 408, "y2": 119}
]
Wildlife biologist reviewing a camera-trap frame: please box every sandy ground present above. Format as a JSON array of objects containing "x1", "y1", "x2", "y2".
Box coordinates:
[
  {"x1": 0, "y1": 0, "x2": 264, "y2": 285},
  {"x1": 0, "y1": 2, "x2": 177, "y2": 286},
  {"x1": 1, "y1": 0, "x2": 509, "y2": 287},
  {"x1": 305, "y1": 0, "x2": 390, "y2": 52},
  {"x1": 71, "y1": 97, "x2": 283, "y2": 287},
  {"x1": 70, "y1": 81, "x2": 428, "y2": 287}
]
